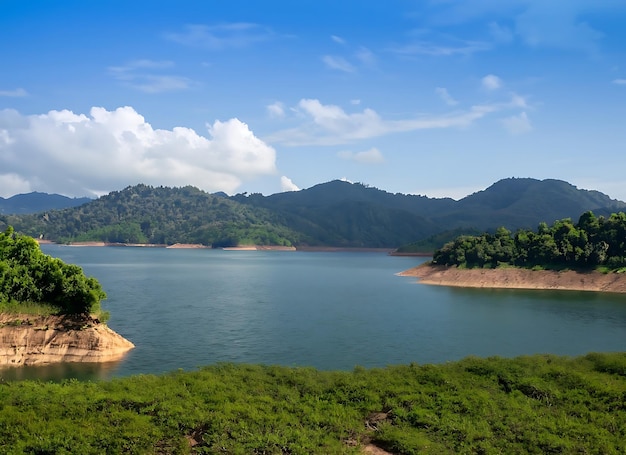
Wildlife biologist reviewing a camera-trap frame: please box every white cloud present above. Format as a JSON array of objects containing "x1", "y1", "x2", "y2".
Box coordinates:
[
  {"x1": 322, "y1": 55, "x2": 355, "y2": 72},
  {"x1": 109, "y1": 60, "x2": 194, "y2": 93},
  {"x1": 509, "y1": 93, "x2": 529, "y2": 108},
  {"x1": 613, "y1": 79, "x2": 626, "y2": 85},
  {"x1": 482, "y1": 74, "x2": 502, "y2": 90},
  {"x1": 350, "y1": 99, "x2": 361, "y2": 105},
  {"x1": 331, "y1": 35, "x2": 346, "y2": 45},
  {"x1": 0, "y1": 106, "x2": 277, "y2": 197},
  {"x1": 267, "y1": 97, "x2": 518, "y2": 146},
  {"x1": 502, "y1": 111, "x2": 532, "y2": 134},
  {"x1": 0, "y1": 88, "x2": 29, "y2": 97},
  {"x1": 0, "y1": 173, "x2": 32, "y2": 198},
  {"x1": 435, "y1": 87, "x2": 458, "y2": 106},
  {"x1": 165, "y1": 23, "x2": 275, "y2": 49},
  {"x1": 280, "y1": 176, "x2": 300, "y2": 192},
  {"x1": 391, "y1": 39, "x2": 490, "y2": 57},
  {"x1": 267, "y1": 102, "x2": 285, "y2": 118},
  {"x1": 338, "y1": 147, "x2": 385, "y2": 164}
]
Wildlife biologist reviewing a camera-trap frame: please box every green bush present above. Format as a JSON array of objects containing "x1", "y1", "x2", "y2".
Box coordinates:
[
  {"x1": 0, "y1": 354, "x2": 624, "y2": 454},
  {"x1": 0, "y1": 226, "x2": 106, "y2": 316}
]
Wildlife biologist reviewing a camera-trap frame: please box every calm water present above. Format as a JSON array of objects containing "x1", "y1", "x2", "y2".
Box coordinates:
[{"x1": 3, "y1": 245, "x2": 626, "y2": 381}]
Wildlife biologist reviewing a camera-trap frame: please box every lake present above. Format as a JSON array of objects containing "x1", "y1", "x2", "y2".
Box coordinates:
[{"x1": 3, "y1": 245, "x2": 626, "y2": 381}]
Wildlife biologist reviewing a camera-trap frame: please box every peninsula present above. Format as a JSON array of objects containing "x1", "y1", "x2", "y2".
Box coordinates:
[
  {"x1": 399, "y1": 262, "x2": 626, "y2": 293},
  {"x1": 0, "y1": 226, "x2": 133, "y2": 366},
  {"x1": 401, "y1": 211, "x2": 626, "y2": 293}
]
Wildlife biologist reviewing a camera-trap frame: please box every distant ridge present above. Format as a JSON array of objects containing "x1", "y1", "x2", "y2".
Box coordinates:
[
  {"x1": 0, "y1": 192, "x2": 92, "y2": 215},
  {"x1": 2, "y1": 178, "x2": 625, "y2": 249}
]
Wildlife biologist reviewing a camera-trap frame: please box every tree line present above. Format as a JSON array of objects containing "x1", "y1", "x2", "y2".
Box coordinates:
[
  {"x1": 432, "y1": 211, "x2": 626, "y2": 270},
  {"x1": 0, "y1": 226, "x2": 106, "y2": 316}
]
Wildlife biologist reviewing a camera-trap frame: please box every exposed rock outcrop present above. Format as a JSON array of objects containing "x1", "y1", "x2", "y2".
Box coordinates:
[{"x1": 0, "y1": 313, "x2": 134, "y2": 366}]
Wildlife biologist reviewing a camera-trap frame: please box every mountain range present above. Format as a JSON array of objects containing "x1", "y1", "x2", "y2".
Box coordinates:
[
  {"x1": 1, "y1": 178, "x2": 625, "y2": 250},
  {"x1": 0, "y1": 192, "x2": 92, "y2": 215}
]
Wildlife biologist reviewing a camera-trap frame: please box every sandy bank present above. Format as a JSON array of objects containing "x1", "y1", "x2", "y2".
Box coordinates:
[
  {"x1": 166, "y1": 243, "x2": 210, "y2": 249},
  {"x1": 399, "y1": 263, "x2": 626, "y2": 294},
  {"x1": 296, "y1": 247, "x2": 394, "y2": 253},
  {"x1": 0, "y1": 313, "x2": 134, "y2": 366}
]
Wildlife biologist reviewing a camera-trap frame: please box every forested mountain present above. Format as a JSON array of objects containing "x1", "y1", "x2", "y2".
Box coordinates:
[
  {"x1": 2, "y1": 185, "x2": 301, "y2": 247},
  {"x1": 2, "y1": 178, "x2": 625, "y2": 248},
  {"x1": 0, "y1": 192, "x2": 91, "y2": 215}
]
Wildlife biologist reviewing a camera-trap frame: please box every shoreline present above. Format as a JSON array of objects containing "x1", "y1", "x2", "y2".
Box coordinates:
[
  {"x1": 0, "y1": 313, "x2": 134, "y2": 367},
  {"x1": 399, "y1": 262, "x2": 626, "y2": 294},
  {"x1": 37, "y1": 240, "x2": 393, "y2": 252}
]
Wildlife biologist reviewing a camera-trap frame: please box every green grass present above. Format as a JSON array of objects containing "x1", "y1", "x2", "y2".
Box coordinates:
[
  {"x1": 0, "y1": 300, "x2": 60, "y2": 317},
  {"x1": 0, "y1": 300, "x2": 110, "y2": 323},
  {"x1": 0, "y1": 353, "x2": 625, "y2": 454}
]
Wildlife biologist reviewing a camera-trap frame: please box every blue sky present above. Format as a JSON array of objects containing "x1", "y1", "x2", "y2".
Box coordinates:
[{"x1": 1, "y1": 0, "x2": 626, "y2": 201}]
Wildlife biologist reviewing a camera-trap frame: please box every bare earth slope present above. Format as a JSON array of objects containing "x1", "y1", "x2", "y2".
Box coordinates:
[
  {"x1": 399, "y1": 263, "x2": 626, "y2": 293},
  {"x1": 0, "y1": 314, "x2": 134, "y2": 366}
]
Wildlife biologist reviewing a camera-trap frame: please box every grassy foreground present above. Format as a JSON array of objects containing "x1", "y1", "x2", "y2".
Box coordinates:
[{"x1": 0, "y1": 353, "x2": 625, "y2": 454}]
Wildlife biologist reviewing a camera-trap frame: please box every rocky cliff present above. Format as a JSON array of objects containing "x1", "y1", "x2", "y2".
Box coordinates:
[{"x1": 0, "y1": 314, "x2": 134, "y2": 366}]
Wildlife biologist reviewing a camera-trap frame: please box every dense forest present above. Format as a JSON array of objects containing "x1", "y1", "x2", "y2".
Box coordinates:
[
  {"x1": 433, "y1": 211, "x2": 626, "y2": 270},
  {"x1": 2, "y1": 185, "x2": 301, "y2": 247},
  {"x1": 2, "y1": 178, "x2": 625, "y2": 248},
  {"x1": 1, "y1": 353, "x2": 624, "y2": 453},
  {"x1": 0, "y1": 226, "x2": 106, "y2": 317}
]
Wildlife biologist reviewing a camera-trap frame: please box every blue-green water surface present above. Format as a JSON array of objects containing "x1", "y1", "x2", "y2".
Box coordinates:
[{"x1": 3, "y1": 245, "x2": 626, "y2": 381}]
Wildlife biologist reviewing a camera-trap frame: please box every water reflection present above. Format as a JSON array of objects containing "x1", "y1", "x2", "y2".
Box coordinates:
[{"x1": 0, "y1": 359, "x2": 126, "y2": 382}]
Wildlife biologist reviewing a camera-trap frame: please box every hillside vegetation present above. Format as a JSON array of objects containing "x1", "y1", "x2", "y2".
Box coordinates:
[
  {"x1": 0, "y1": 226, "x2": 106, "y2": 317},
  {"x1": 3, "y1": 185, "x2": 301, "y2": 247},
  {"x1": 0, "y1": 353, "x2": 624, "y2": 453},
  {"x1": 433, "y1": 211, "x2": 626, "y2": 270},
  {"x1": 2, "y1": 178, "x2": 625, "y2": 248}
]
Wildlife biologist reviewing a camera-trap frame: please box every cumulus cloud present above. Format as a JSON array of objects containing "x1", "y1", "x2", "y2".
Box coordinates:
[
  {"x1": 502, "y1": 111, "x2": 532, "y2": 134},
  {"x1": 0, "y1": 106, "x2": 277, "y2": 197},
  {"x1": 322, "y1": 55, "x2": 355, "y2": 72},
  {"x1": 267, "y1": 97, "x2": 519, "y2": 146},
  {"x1": 280, "y1": 176, "x2": 300, "y2": 192},
  {"x1": 338, "y1": 147, "x2": 385, "y2": 164},
  {"x1": 435, "y1": 87, "x2": 458, "y2": 106},
  {"x1": 482, "y1": 74, "x2": 502, "y2": 90},
  {"x1": 0, "y1": 88, "x2": 29, "y2": 97}
]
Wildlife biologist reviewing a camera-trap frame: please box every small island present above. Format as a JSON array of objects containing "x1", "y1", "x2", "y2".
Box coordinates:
[
  {"x1": 0, "y1": 226, "x2": 133, "y2": 366},
  {"x1": 401, "y1": 211, "x2": 626, "y2": 293}
]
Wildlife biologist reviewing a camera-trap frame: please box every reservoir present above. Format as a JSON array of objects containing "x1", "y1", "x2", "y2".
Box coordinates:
[{"x1": 3, "y1": 245, "x2": 626, "y2": 381}]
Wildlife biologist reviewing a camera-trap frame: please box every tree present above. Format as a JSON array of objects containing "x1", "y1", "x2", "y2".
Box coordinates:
[{"x1": 0, "y1": 226, "x2": 106, "y2": 315}]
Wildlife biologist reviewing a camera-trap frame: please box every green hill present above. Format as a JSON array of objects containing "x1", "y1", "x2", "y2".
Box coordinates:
[{"x1": 2, "y1": 178, "x2": 625, "y2": 248}]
